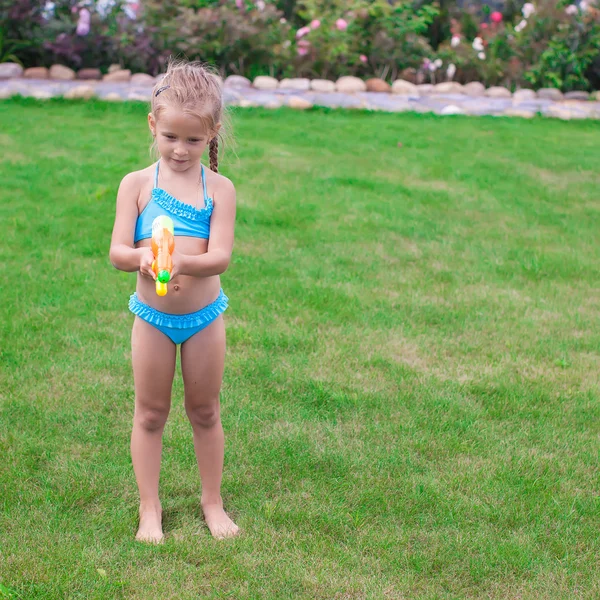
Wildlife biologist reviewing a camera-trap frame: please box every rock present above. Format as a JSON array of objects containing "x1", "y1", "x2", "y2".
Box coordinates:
[
  {"x1": 336, "y1": 76, "x2": 366, "y2": 93},
  {"x1": 239, "y1": 98, "x2": 258, "y2": 108},
  {"x1": 224, "y1": 75, "x2": 251, "y2": 88},
  {"x1": 463, "y1": 82, "x2": 486, "y2": 97},
  {"x1": 310, "y1": 79, "x2": 336, "y2": 92},
  {"x1": 391, "y1": 80, "x2": 418, "y2": 95},
  {"x1": 544, "y1": 105, "x2": 587, "y2": 120},
  {"x1": 0, "y1": 87, "x2": 16, "y2": 99},
  {"x1": 104, "y1": 92, "x2": 123, "y2": 101},
  {"x1": 128, "y1": 91, "x2": 151, "y2": 101},
  {"x1": 64, "y1": 85, "x2": 96, "y2": 100},
  {"x1": 400, "y1": 68, "x2": 418, "y2": 84},
  {"x1": 440, "y1": 104, "x2": 466, "y2": 115},
  {"x1": 513, "y1": 89, "x2": 536, "y2": 103},
  {"x1": 537, "y1": 88, "x2": 563, "y2": 101},
  {"x1": 49, "y1": 64, "x2": 76, "y2": 80},
  {"x1": 223, "y1": 88, "x2": 241, "y2": 105},
  {"x1": 103, "y1": 69, "x2": 131, "y2": 82},
  {"x1": 364, "y1": 94, "x2": 411, "y2": 112},
  {"x1": 24, "y1": 67, "x2": 49, "y2": 80},
  {"x1": 131, "y1": 73, "x2": 155, "y2": 86},
  {"x1": 561, "y1": 101, "x2": 600, "y2": 118},
  {"x1": 485, "y1": 86, "x2": 512, "y2": 98},
  {"x1": 0, "y1": 62, "x2": 24, "y2": 79},
  {"x1": 366, "y1": 78, "x2": 391, "y2": 93},
  {"x1": 253, "y1": 75, "x2": 278, "y2": 90},
  {"x1": 592, "y1": 91, "x2": 600, "y2": 101},
  {"x1": 312, "y1": 92, "x2": 365, "y2": 109},
  {"x1": 108, "y1": 64, "x2": 122, "y2": 74},
  {"x1": 77, "y1": 68, "x2": 101, "y2": 80},
  {"x1": 434, "y1": 82, "x2": 465, "y2": 95},
  {"x1": 564, "y1": 91, "x2": 590, "y2": 101},
  {"x1": 417, "y1": 84, "x2": 436, "y2": 95},
  {"x1": 503, "y1": 108, "x2": 536, "y2": 119},
  {"x1": 287, "y1": 96, "x2": 313, "y2": 109},
  {"x1": 264, "y1": 99, "x2": 283, "y2": 109},
  {"x1": 31, "y1": 89, "x2": 52, "y2": 99},
  {"x1": 279, "y1": 78, "x2": 310, "y2": 91}
]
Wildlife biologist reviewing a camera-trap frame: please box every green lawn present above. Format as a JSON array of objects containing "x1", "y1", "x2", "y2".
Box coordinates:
[{"x1": 1, "y1": 97, "x2": 599, "y2": 599}]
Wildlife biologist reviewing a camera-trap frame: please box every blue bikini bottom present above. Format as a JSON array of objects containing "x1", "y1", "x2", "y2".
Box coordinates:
[{"x1": 128, "y1": 289, "x2": 228, "y2": 345}]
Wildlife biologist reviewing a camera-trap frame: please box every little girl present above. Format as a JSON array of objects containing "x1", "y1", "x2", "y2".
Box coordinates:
[{"x1": 109, "y1": 59, "x2": 239, "y2": 542}]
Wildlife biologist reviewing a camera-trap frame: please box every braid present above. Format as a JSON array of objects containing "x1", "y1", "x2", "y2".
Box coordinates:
[{"x1": 209, "y1": 138, "x2": 219, "y2": 173}]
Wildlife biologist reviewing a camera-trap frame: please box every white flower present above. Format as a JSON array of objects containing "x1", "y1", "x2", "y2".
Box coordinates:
[
  {"x1": 122, "y1": 0, "x2": 138, "y2": 19},
  {"x1": 434, "y1": 58, "x2": 443, "y2": 68},
  {"x1": 478, "y1": 52, "x2": 486, "y2": 60},
  {"x1": 280, "y1": 17, "x2": 287, "y2": 24},
  {"x1": 515, "y1": 19, "x2": 527, "y2": 32},
  {"x1": 451, "y1": 35, "x2": 461, "y2": 48},
  {"x1": 447, "y1": 63, "x2": 456, "y2": 79},
  {"x1": 282, "y1": 40, "x2": 291, "y2": 48},
  {"x1": 565, "y1": 4, "x2": 578, "y2": 14},
  {"x1": 472, "y1": 37, "x2": 484, "y2": 52},
  {"x1": 522, "y1": 3, "x2": 535, "y2": 18},
  {"x1": 256, "y1": 0, "x2": 265, "y2": 9},
  {"x1": 580, "y1": 1, "x2": 589, "y2": 11},
  {"x1": 42, "y1": 1, "x2": 55, "y2": 19}
]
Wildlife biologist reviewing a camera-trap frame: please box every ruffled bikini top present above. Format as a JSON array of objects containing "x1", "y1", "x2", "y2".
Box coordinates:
[{"x1": 134, "y1": 161, "x2": 212, "y2": 243}]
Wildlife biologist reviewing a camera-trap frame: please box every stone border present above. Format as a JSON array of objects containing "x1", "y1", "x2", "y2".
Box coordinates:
[{"x1": 1, "y1": 64, "x2": 599, "y2": 120}]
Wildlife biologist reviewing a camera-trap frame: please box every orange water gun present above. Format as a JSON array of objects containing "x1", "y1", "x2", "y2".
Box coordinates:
[{"x1": 151, "y1": 216, "x2": 175, "y2": 296}]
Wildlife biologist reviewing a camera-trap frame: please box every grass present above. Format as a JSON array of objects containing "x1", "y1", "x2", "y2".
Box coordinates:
[{"x1": 0, "y1": 97, "x2": 599, "y2": 599}]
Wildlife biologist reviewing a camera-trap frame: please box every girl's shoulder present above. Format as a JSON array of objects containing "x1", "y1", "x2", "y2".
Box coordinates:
[
  {"x1": 204, "y1": 167, "x2": 235, "y2": 200},
  {"x1": 119, "y1": 163, "x2": 156, "y2": 189},
  {"x1": 118, "y1": 164, "x2": 156, "y2": 207}
]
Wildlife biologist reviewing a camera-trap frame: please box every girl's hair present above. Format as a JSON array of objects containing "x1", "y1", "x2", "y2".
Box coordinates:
[{"x1": 150, "y1": 58, "x2": 228, "y2": 173}]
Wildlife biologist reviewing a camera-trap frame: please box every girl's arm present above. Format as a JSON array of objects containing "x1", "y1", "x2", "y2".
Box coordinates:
[
  {"x1": 179, "y1": 177, "x2": 236, "y2": 277},
  {"x1": 109, "y1": 172, "x2": 152, "y2": 274}
]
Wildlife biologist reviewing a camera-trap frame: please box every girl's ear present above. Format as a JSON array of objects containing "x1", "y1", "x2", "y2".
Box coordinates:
[{"x1": 148, "y1": 113, "x2": 156, "y2": 137}]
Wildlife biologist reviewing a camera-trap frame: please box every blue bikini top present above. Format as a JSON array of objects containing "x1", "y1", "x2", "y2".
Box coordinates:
[{"x1": 134, "y1": 161, "x2": 213, "y2": 243}]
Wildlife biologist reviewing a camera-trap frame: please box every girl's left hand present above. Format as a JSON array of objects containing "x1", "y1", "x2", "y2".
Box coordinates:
[{"x1": 170, "y1": 250, "x2": 186, "y2": 280}]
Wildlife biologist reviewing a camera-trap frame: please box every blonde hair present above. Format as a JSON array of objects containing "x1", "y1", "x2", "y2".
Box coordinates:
[{"x1": 150, "y1": 58, "x2": 228, "y2": 173}]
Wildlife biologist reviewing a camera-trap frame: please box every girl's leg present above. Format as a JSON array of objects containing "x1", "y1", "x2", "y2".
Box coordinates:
[
  {"x1": 180, "y1": 315, "x2": 239, "y2": 539},
  {"x1": 131, "y1": 316, "x2": 176, "y2": 543}
]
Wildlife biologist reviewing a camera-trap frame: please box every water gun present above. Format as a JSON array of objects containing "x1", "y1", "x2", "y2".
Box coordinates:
[{"x1": 151, "y1": 216, "x2": 175, "y2": 296}]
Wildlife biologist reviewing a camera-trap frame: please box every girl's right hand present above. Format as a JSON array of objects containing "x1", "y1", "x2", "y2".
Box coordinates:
[{"x1": 139, "y1": 248, "x2": 156, "y2": 280}]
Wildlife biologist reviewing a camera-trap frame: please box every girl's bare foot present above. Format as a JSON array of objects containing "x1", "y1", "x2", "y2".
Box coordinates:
[
  {"x1": 201, "y1": 499, "x2": 240, "y2": 539},
  {"x1": 136, "y1": 505, "x2": 164, "y2": 544}
]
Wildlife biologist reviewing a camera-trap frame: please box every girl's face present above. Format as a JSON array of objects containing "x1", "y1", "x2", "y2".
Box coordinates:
[{"x1": 148, "y1": 106, "x2": 220, "y2": 172}]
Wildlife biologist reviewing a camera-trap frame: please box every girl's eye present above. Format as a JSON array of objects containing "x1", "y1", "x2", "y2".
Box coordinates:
[
  {"x1": 189, "y1": 139, "x2": 202, "y2": 143},
  {"x1": 165, "y1": 135, "x2": 176, "y2": 140}
]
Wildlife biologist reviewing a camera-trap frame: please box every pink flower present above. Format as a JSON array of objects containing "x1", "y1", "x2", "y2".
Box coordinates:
[
  {"x1": 565, "y1": 4, "x2": 578, "y2": 14},
  {"x1": 297, "y1": 39, "x2": 310, "y2": 56},
  {"x1": 76, "y1": 8, "x2": 90, "y2": 36},
  {"x1": 335, "y1": 18, "x2": 348, "y2": 31},
  {"x1": 359, "y1": 54, "x2": 367, "y2": 64},
  {"x1": 310, "y1": 19, "x2": 320, "y2": 29},
  {"x1": 491, "y1": 11, "x2": 503, "y2": 23},
  {"x1": 296, "y1": 26, "x2": 311, "y2": 38},
  {"x1": 236, "y1": 0, "x2": 244, "y2": 9}
]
